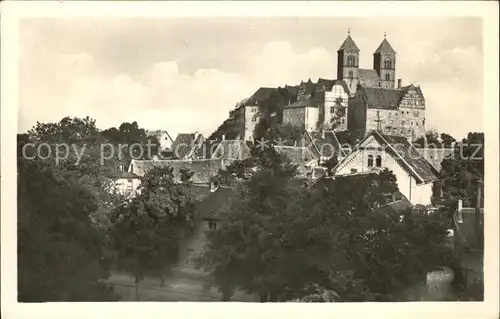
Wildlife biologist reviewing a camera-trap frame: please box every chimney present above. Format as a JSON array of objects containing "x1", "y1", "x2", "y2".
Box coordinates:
[{"x1": 397, "y1": 79, "x2": 402, "y2": 89}]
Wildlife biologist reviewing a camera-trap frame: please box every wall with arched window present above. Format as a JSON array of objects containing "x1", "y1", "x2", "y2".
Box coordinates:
[
  {"x1": 384, "y1": 58, "x2": 393, "y2": 69},
  {"x1": 347, "y1": 55, "x2": 356, "y2": 67}
]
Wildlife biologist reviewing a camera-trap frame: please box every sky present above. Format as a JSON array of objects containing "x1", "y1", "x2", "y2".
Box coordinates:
[{"x1": 18, "y1": 17, "x2": 483, "y2": 140}]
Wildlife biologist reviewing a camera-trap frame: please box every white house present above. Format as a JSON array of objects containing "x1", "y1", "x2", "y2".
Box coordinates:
[{"x1": 333, "y1": 130, "x2": 439, "y2": 206}]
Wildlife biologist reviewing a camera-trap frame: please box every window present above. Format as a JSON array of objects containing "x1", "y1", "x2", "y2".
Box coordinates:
[
  {"x1": 330, "y1": 106, "x2": 335, "y2": 113},
  {"x1": 385, "y1": 73, "x2": 390, "y2": 81},
  {"x1": 348, "y1": 70, "x2": 354, "y2": 79},
  {"x1": 376, "y1": 155, "x2": 382, "y2": 167},
  {"x1": 341, "y1": 118, "x2": 345, "y2": 124},
  {"x1": 414, "y1": 111, "x2": 419, "y2": 116},
  {"x1": 207, "y1": 221, "x2": 218, "y2": 230},
  {"x1": 368, "y1": 155, "x2": 374, "y2": 167},
  {"x1": 410, "y1": 121, "x2": 414, "y2": 126},
  {"x1": 384, "y1": 59, "x2": 393, "y2": 69},
  {"x1": 347, "y1": 55, "x2": 356, "y2": 66}
]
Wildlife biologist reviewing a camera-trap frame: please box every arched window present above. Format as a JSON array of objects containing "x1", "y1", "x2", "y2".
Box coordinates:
[
  {"x1": 348, "y1": 70, "x2": 353, "y2": 79},
  {"x1": 368, "y1": 155, "x2": 374, "y2": 167},
  {"x1": 384, "y1": 59, "x2": 392, "y2": 69},
  {"x1": 347, "y1": 55, "x2": 355, "y2": 66},
  {"x1": 376, "y1": 155, "x2": 382, "y2": 167},
  {"x1": 385, "y1": 73, "x2": 390, "y2": 81}
]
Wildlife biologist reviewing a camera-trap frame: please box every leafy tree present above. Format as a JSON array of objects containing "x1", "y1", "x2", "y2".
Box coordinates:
[
  {"x1": 414, "y1": 129, "x2": 442, "y2": 148},
  {"x1": 440, "y1": 133, "x2": 456, "y2": 148},
  {"x1": 18, "y1": 155, "x2": 117, "y2": 301},
  {"x1": 27, "y1": 116, "x2": 98, "y2": 144},
  {"x1": 199, "y1": 160, "x2": 458, "y2": 301},
  {"x1": 254, "y1": 122, "x2": 305, "y2": 147},
  {"x1": 109, "y1": 166, "x2": 196, "y2": 300}
]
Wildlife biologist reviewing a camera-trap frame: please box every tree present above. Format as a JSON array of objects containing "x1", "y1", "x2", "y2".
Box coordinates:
[
  {"x1": 330, "y1": 97, "x2": 347, "y2": 130},
  {"x1": 254, "y1": 122, "x2": 305, "y2": 147},
  {"x1": 109, "y1": 166, "x2": 196, "y2": 300},
  {"x1": 18, "y1": 155, "x2": 118, "y2": 301},
  {"x1": 414, "y1": 129, "x2": 441, "y2": 148},
  {"x1": 27, "y1": 116, "x2": 98, "y2": 144},
  {"x1": 199, "y1": 159, "x2": 458, "y2": 301}
]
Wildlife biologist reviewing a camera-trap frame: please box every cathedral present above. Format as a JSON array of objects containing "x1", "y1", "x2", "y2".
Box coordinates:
[{"x1": 338, "y1": 31, "x2": 427, "y2": 141}]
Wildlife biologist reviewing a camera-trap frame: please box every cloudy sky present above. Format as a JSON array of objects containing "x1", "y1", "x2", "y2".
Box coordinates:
[{"x1": 19, "y1": 17, "x2": 483, "y2": 139}]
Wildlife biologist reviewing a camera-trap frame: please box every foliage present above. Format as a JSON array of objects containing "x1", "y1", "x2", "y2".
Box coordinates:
[
  {"x1": 27, "y1": 116, "x2": 98, "y2": 144},
  {"x1": 199, "y1": 159, "x2": 457, "y2": 301},
  {"x1": 18, "y1": 156, "x2": 117, "y2": 301},
  {"x1": 414, "y1": 129, "x2": 456, "y2": 148},
  {"x1": 254, "y1": 121, "x2": 305, "y2": 147},
  {"x1": 438, "y1": 132, "x2": 484, "y2": 207},
  {"x1": 109, "y1": 165, "x2": 196, "y2": 299}
]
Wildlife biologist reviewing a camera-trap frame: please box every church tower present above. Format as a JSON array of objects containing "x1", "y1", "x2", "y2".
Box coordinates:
[
  {"x1": 373, "y1": 34, "x2": 396, "y2": 89},
  {"x1": 337, "y1": 30, "x2": 360, "y2": 95}
]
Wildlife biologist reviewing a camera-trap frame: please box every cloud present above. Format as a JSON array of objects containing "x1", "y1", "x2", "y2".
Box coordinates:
[{"x1": 19, "y1": 24, "x2": 483, "y2": 140}]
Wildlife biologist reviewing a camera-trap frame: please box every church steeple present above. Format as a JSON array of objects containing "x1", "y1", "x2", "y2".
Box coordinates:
[
  {"x1": 373, "y1": 34, "x2": 396, "y2": 89},
  {"x1": 337, "y1": 29, "x2": 360, "y2": 95}
]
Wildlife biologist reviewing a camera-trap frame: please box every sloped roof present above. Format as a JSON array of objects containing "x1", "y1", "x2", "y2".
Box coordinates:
[
  {"x1": 307, "y1": 131, "x2": 344, "y2": 158},
  {"x1": 358, "y1": 69, "x2": 381, "y2": 87},
  {"x1": 317, "y1": 78, "x2": 351, "y2": 95},
  {"x1": 374, "y1": 131, "x2": 439, "y2": 183},
  {"x1": 376, "y1": 195, "x2": 413, "y2": 216},
  {"x1": 358, "y1": 86, "x2": 405, "y2": 110},
  {"x1": 129, "y1": 158, "x2": 223, "y2": 184},
  {"x1": 338, "y1": 35, "x2": 360, "y2": 52},
  {"x1": 415, "y1": 148, "x2": 455, "y2": 171},
  {"x1": 284, "y1": 99, "x2": 316, "y2": 109},
  {"x1": 246, "y1": 87, "x2": 276, "y2": 105},
  {"x1": 171, "y1": 133, "x2": 196, "y2": 159},
  {"x1": 274, "y1": 146, "x2": 316, "y2": 166},
  {"x1": 211, "y1": 139, "x2": 252, "y2": 161},
  {"x1": 374, "y1": 38, "x2": 396, "y2": 54}
]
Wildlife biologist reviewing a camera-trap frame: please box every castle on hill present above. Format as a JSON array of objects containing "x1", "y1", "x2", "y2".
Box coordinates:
[{"x1": 223, "y1": 31, "x2": 427, "y2": 142}]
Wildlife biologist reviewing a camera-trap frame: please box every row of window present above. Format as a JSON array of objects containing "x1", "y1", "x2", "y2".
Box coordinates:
[
  {"x1": 388, "y1": 110, "x2": 421, "y2": 117},
  {"x1": 368, "y1": 155, "x2": 382, "y2": 168}
]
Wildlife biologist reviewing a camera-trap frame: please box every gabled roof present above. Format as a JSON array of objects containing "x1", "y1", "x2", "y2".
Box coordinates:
[
  {"x1": 335, "y1": 130, "x2": 439, "y2": 184},
  {"x1": 171, "y1": 133, "x2": 198, "y2": 159},
  {"x1": 317, "y1": 78, "x2": 351, "y2": 95},
  {"x1": 250, "y1": 87, "x2": 276, "y2": 103},
  {"x1": 306, "y1": 131, "x2": 344, "y2": 158},
  {"x1": 374, "y1": 38, "x2": 396, "y2": 54},
  {"x1": 274, "y1": 146, "x2": 317, "y2": 166},
  {"x1": 338, "y1": 35, "x2": 360, "y2": 52},
  {"x1": 211, "y1": 139, "x2": 252, "y2": 161},
  {"x1": 128, "y1": 158, "x2": 223, "y2": 184},
  {"x1": 357, "y1": 86, "x2": 406, "y2": 110},
  {"x1": 357, "y1": 69, "x2": 381, "y2": 87}
]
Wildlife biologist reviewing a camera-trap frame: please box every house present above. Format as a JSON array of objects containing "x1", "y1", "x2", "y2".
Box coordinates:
[
  {"x1": 348, "y1": 84, "x2": 427, "y2": 141},
  {"x1": 170, "y1": 132, "x2": 205, "y2": 160},
  {"x1": 210, "y1": 138, "x2": 252, "y2": 167},
  {"x1": 273, "y1": 145, "x2": 318, "y2": 177},
  {"x1": 333, "y1": 130, "x2": 439, "y2": 206},
  {"x1": 303, "y1": 130, "x2": 362, "y2": 165},
  {"x1": 145, "y1": 129, "x2": 175, "y2": 153},
  {"x1": 282, "y1": 78, "x2": 350, "y2": 132}
]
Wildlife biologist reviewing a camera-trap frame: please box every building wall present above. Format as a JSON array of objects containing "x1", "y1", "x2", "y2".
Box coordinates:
[
  {"x1": 304, "y1": 106, "x2": 319, "y2": 132},
  {"x1": 335, "y1": 135, "x2": 432, "y2": 206},
  {"x1": 337, "y1": 51, "x2": 359, "y2": 95},
  {"x1": 324, "y1": 85, "x2": 349, "y2": 132},
  {"x1": 283, "y1": 107, "x2": 306, "y2": 128},
  {"x1": 234, "y1": 106, "x2": 246, "y2": 139},
  {"x1": 243, "y1": 105, "x2": 259, "y2": 141},
  {"x1": 347, "y1": 96, "x2": 367, "y2": 133}
]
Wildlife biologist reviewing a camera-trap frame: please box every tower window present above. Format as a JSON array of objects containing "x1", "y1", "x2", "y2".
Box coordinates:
[
  {"x1": 384, "y1": 59, "x2": 393, "y2": 69},
  {"x1": 347, "y1": 55, "x2": 356, "y2": 66},
  {"x1": 348, "y1": 70, "x2": 353, "y2": 79},
  {"x1": 385, "y1": 73, "x2": 390, "y2": 81},
  {"x1": 376, "y1": 155, "x2": 382, "y2": 167},
  {"x1": 368, "y1": 155, "x2": 374, "y2": 167}
]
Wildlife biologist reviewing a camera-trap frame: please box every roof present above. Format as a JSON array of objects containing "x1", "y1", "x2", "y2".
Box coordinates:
[
  {"x1": 284, "y1": 99, "x2": 315, "y2": 109},
  {"x1": 374, "y1": 38, "x2": 396, "y2": 54},
  {"x1": 338, "y1": 35, "x2": 360, "y2": 52},
  {"x1": 243, "y1": 87, "x2": 277, "y2": 106},
  {"x1": 415, "y1": 148, "x2": 455, "y2": 171},
  {"x1": 211, "y1": 139, "x2": 252, "y2": 161},
  {"x1": 375, "y1": 131, "x2": 439, "y2": 183},
  {"x1": 306, "y1": 131, "x2": 344, "y2": 158},
  {"x1": 317, "y1": 78, "x2": 351, "y2": 95},
  {"x1": 358, "y1": 86, "x2": 405, "y2": 110},
  {"x1": 129, "y1": 158, "x2": 223, "y2": 184},
  {"x1": 376, "y1": 195, "x2": 413, "y2": 216},
  {"x1": 274, "y1": 146, "x2": 317, "y2": 166},
  {"x1": 171, "y1": 133, "x2": 195, "y2": 159},
  {"x1": 357, "y1": 69, "x2": 381, "y2": 88}
]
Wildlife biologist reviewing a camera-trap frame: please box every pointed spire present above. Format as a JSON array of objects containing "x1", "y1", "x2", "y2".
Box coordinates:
[
  {"x1": 375, "y1": 36, "x2": 396, "y2": 54},
  {"x1": 338, "y1": 29, "x2": 360, "y2": 52}
]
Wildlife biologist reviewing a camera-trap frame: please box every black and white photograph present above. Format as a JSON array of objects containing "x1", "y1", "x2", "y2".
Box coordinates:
[{"x1": 1, "y1": 1, "x2": 499, "y2": 318}]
